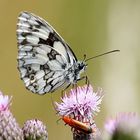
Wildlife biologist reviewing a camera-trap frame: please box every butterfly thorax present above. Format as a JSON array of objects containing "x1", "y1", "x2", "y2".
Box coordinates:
[{"x1": 65, "y1": 61, "x2": 87, "y2": 84}]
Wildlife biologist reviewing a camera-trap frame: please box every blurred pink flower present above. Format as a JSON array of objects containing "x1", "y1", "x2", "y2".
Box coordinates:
[
  {"x1": 105, "y1": 112, "x2": 140, "y2": 138},
  {"x1": 0, "y1": 91, "x2": 23, "y2": 139},
  {"x1": 55, "y1": 85, "x2": 103, "y2": 120},
  {"x1": 0, "y1": 91, "x2": 12, "y2": 111}
]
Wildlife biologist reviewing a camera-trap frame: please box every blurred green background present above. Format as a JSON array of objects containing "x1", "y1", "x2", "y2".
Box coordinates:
[{"x1": 0, "y1": 0, "x2": 140, "y2": 139}]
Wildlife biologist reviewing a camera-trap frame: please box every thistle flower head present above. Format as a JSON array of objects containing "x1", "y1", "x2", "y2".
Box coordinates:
[
  {"x1": 0, "y1": 91, "x2": 12, "y2": 111},
  {"x1": 105, "y1": 112, "x2": 140, "y2": 140},
  {"x1": 55, "y1": 85, "x2": 103, "y2": 120},
  {"x1": 0, "y1": 91, "x2": 23, "y2": 139},
  {"x1": 0, "y1": 109, "x2": 23, "y2": 139},
  {"x1": 23, "y1": 119, "x2": 48, "y2": 140}
]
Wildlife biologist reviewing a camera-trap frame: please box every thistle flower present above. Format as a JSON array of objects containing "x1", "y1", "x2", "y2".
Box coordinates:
[
  {"x1": 0, "y1": 91, "x2": 12, "y2": 111},
  {"x1": 0, "y1": 91, "x2": 23, "y2": 139},
  {"x1": 105, "y1": 112, "x2": 140, "y2": 140},
  {"x1": 55, "y1": 85, "x2": 103, "y2": 140},
  {"x1": 23, "y1": 119, "x2": 48, "y2": 140},
  {"x1": 55, "y1": 85, "x2": 103, "y2": 120}
]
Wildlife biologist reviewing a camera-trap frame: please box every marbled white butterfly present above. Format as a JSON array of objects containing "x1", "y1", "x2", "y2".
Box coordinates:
[{"x1": 17, "y1": 12, "x2": 119, "y2": 95}]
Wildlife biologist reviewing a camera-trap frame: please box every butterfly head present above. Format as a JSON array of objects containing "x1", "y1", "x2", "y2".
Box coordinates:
[
  {"x1": 76, "y1": 54, "x2": 88, "y2": 73},
  {"x1": 77, "y1": 61, "x2": 87, "y2": 73}
]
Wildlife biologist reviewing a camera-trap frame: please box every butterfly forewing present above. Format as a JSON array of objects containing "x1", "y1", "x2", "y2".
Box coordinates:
[{"x1": 17, "y1": 12, "x2": 77, "y2": 94}]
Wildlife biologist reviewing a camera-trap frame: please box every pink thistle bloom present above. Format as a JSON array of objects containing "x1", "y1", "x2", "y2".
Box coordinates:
[
  {"x1": 23, "y1": 119, "x2": 48, "y2": 140},
  {"x1": 0, "y1": 91, "x2": 12, "y2": 111},
  {"x1": 105, "y1": 112, "x2": 140, "y2": 139},
  {"x1": 55, "y1": 85, "x2": 103, "y2": 120}
]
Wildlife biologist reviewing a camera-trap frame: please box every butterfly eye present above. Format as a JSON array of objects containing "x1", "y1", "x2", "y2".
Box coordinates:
[{"x1": 78, "y1": 63, "x2": 84, "y2": 70}]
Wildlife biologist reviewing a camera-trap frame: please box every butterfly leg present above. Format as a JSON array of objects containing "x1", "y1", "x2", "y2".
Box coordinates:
[
  {"x1": 77, "y1": 75, "x2": 90, "y2": 86},
  {"x1": 77, "y1": 76, "x2": 86, "y2": 82},
  {"x1": 61, "y1": 83, "x2": 71, "y2": 97},
  {"x1": 77, "y1": 75, "x2": 90, "y2": 94},
  {"x1": 72, "y1": 83, "x2": 77, "y2": 92},
  {"x1": 67, "y1": 83, "x2": 79, "y2": 104},
  {"x1": 84, "y1": 75, "x2": 91, "y2": 94},
  {"x1": 75, "y1": 83, "x2": 78, "y2": 100}
]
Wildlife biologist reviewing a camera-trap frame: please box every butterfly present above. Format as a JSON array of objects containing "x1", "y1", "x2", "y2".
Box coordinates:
[{"x1": 17, "y1": 11, "x2": 119, "y2": 95}]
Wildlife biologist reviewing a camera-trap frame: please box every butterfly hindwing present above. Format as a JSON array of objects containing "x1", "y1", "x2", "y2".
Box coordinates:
[{"x1": 17, "y1": 12, "x2": 77, "y2": 94}]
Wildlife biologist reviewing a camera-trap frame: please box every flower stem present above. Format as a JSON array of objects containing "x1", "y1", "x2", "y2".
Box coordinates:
[{"x1": 73, "y1": 132, "x2": 95, "y2": 140}]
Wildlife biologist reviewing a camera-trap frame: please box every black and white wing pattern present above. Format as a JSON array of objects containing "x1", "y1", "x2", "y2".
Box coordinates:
[{"x1": 17, "y1": 11, "x2": 78, "y2": 94}]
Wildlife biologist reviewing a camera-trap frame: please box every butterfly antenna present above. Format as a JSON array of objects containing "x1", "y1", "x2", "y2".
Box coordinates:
[
  {"x1": 85, "y1": 50, "x2": 120, "y2": 62},
  {"x1": 83, "y1": 54, "x2": 87, "y2": 61}
]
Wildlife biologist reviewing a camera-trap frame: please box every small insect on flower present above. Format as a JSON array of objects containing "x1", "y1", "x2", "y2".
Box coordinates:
[
  {"x1": 17, "y1": 11, "x2": 120, "y2": 94},
  {"x1": 62, "y1": 116, "x2": 96, "y2": 134}
]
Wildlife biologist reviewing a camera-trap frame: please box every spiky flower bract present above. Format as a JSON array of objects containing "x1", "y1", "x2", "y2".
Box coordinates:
[
  {"x1": 0, "y1": 91, "x2": 23, "y2": 139},
  {"x1": 105, "y1": 112, "x2": 140, "y2": 140},
  {"x1": 23, "y1": 119, "x2": 48, "y2": 140}
]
